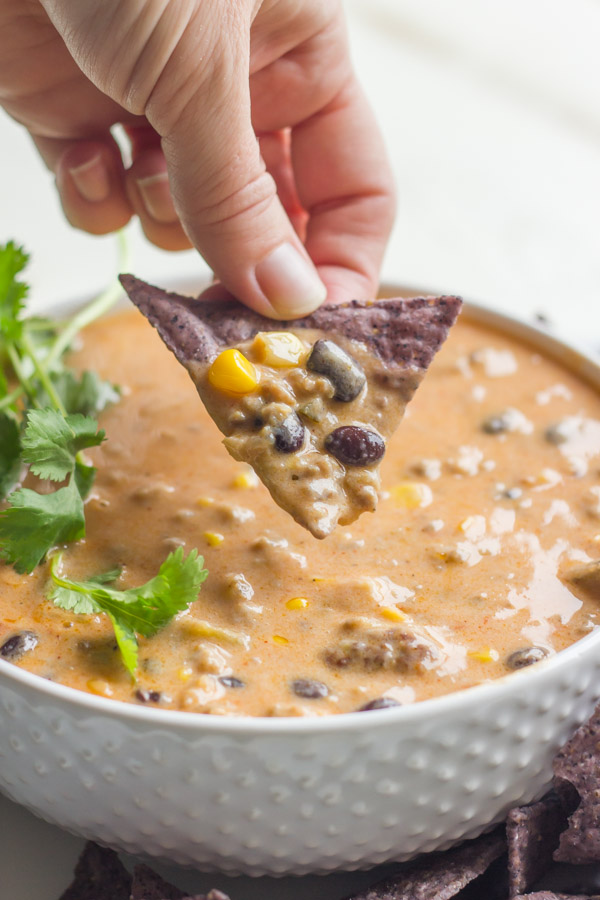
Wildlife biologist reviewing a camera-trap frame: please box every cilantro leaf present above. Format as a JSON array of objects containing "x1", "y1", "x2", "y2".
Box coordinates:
[
  {"x1": 49, "y1": 548, "x2": 208, "y2": 676},
  {"x1": 0, "y1": 413, "x2": 22, "y2": 500},
  {"x1": 0, "y1": 241, "x2": 29, "y2": 346},
  {"x1": 21, "y1": 409, "x2": 105, "y2": 482},
  {"x1": 35, "y1": 369, "x2": 120, "y2": 417},
  {"x1": 0, "y1": 478, "x2": 85, "y2": 573}
]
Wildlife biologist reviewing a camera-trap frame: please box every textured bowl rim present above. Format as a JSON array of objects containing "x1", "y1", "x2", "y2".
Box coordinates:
[{"x1": 1, "y1": 286, "x2": 599, "y2": 736}]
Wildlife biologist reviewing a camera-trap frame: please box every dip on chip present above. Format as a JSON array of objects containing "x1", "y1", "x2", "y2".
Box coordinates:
[{"x1": 120, "y1": 275, "x2": 461, "y2": 538}]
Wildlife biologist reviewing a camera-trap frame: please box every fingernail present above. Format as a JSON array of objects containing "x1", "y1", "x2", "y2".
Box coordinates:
[
  {"x1": 69, "y1": 154, "x2": 110, "y2": 202},
  {"x1": 137, "y1": 172, "x2": 178, "y2": 223},
  {"x1": 255, "y1": 244, "x2": 327, "y2": 317}
]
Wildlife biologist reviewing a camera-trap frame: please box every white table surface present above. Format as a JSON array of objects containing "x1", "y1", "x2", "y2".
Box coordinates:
[{"x1": 1, "y1": 1, "x2": 599, "y2": 897}]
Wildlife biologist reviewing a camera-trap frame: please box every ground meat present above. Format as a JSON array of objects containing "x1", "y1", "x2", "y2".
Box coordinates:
[{"x1": 323, "y1": 627, "x2": 431, "y2": 673}]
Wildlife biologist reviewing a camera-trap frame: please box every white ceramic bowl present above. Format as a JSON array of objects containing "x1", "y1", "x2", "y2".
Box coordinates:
[{"x1": 1, "y1": 299, "x2": 599, "y2": 876}]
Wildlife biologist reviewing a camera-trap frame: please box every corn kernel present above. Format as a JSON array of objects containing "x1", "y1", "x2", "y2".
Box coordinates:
[
  {"x1": 272, "y1": 634, "x2": 289, "y2": 645},
  {"x1": 178, "y1": 665, "x2": 193, "y2": 681},
  {"x1": 286, "y1": 597, "x2": 309, "y2": 610},
  {"x1": 87, "y1": 679, "x2": 114, "y2": 697},
  {"x1": 389, "y1": 481, "x2": 433, "y2": 509},
  {"x1": 468, "y1": 648, "x2": 499, "y2": 663},
  {"x1": 231, "y1": 468, "x2": 259, "y2": 489},
  {"x1": 381, "y1": 606, "x2": 406, "y2": 622},
  {"x1": 204, "y1": 531, "x2": 224, "y2": 547},
  {"x1": 252, "y1": 331, "x2": 306, "y2": 367},
  {"x1": 208, "y1": 348, "x2": 258, "y2": 394},
  {"x1": 196, "y1": 496, "x2": 215, "y2": 507}
]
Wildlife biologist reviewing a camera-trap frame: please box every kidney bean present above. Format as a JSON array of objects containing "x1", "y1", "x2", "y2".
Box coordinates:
[
  {"x1": 325, "y1": 426, "x2": 385, "y2": 467},
  {"x1": 307, "y1": 340, "x2": 366, "y2": 402},
  {"x1": 273, "y1": 412, "x2": 305, "y2": 453},
  {"x1": 0, "y1": 631, "x2": 38, "y2": 661},
  {"x1": 358, "y1": 697, "x2": 401, "y2": 712},
  {"x1": 291, "y1": 678, "x2": 329, "y2": 699},
  {"x1": 506, "y1": 646, "x2": 551, "y2": 669},
  {"x1": 219, "y1": 676, "x2": 245, "y2": 688}
]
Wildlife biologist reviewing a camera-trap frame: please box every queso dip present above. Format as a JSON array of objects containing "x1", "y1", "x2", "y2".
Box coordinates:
[{"x1": 1, "y1": 307, "x2": 599, "y2": 716}]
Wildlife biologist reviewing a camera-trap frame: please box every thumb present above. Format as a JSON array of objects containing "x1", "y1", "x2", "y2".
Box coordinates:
[{"x1": 146, "y1": 14, "x2": 327, "y2": 319}]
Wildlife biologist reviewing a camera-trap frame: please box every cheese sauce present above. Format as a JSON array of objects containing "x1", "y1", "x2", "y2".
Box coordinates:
[{"x1": 1, "y1": 308, "x2": 599, "y2": 716}]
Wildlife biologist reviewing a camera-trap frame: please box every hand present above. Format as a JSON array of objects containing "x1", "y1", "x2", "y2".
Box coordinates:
[{"x1": 0, "y1": 0, "x2": 395, "y2": 318}]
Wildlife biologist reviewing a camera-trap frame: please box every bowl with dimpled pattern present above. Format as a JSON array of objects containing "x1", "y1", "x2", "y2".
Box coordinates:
[{"x1": 1, "y1": 295, "x2": 600, "y2": 875}]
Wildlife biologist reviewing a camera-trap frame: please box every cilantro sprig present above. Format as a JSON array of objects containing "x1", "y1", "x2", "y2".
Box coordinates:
[
  {"x1": 0, "y1": 239, "x2": 122, "y2": 568},
  {"x1": 0, "y1": 410, "x2": 105, "y2": 572},
  {"x1": 49, "y1": 549, "x2": 209, "y2": 677},
  {"x1": 0, "y1": 236, "x2": 211, "y2": 677}
]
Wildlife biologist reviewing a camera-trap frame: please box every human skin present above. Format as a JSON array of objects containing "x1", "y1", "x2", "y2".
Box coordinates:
[{"x1": 0, "y1": 0, "x2": 396, "y2": 318}]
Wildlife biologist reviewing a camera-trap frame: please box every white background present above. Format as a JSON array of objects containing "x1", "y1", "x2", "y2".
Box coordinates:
[{"x1": 0, "y1": 1, "x2": 599, "y2": 897}]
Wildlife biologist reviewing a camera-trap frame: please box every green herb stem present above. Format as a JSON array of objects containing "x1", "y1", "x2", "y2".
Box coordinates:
[
  {"x1": 20, "y1": 331, "x2": 67, "y2": 416},
  {"x1": 6, "y1": 344, "x2": 38, "y2": 408}
]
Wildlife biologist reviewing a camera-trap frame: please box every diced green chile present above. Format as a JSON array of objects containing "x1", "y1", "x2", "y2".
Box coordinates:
[
  {"x1": 506, "y1": 646, "x2": 551, "y2": 669},
  {"x1": 0, "y1": 631, "x2": 38, "y2": 661},
  {"x1": 325, "y1": 425, "x2": 385, "y2": 467},
  {"x1": 272, "y1": 412, "x2": 305, "y2": 453},
  {"x1": 306, "y1": 339, "x2": 366, "y2": 402}
]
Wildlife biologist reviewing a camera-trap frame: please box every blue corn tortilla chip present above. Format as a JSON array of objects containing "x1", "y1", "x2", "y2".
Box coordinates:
[
  {"x1": 119, "y1": 275, "x2": 461, "y2": 537},
  {"x1": 513, "y1": 894, "x2": 600, "y2": 899},
  {"x1": 507, "y1": 794, "x2": 569, "y2": 896},
  {"x1": 119, "y1": 275, "x2": 462, "y2": 373},
  {"x1": 131, "y1": 864, "x2": 230, "y2": 900},
  {"x1": 58, "y1": 842, "x2": 131, "y2": 900},
  {"x1": 343, "y1": 828, "x2": 505, "y2": 900},
  {"x1": 553, "y1": 707, "x2": 600, "y2": 865}
]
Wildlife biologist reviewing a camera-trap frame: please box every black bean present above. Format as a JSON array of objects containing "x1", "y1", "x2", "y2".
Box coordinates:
[
  {"x1": 505, "y1": 646, "x2": 551, "y2": 670},
  {"x1": 219, "y1": 676, "x2": 245, "y2": 688},
  {"x1": 545, "y1": 421, "x2": 573, "y2": 445},
  {"x1": 503, "y1": 487, "x2": 523, "y2": 500},
  {"x1": 0, "y1": 631, "x2": 38, "y2": 661},
  {"x1": 273, "y1": 412, "x2": 305, "y2": 453},
  {"x1": 482, "y1": 415, "x2": 509, "y2": 434},
  {"x1": 358, "y1": 697, "x2": 401, "y2": 712},
  {"x1": 291, "y1": 678, "x2": 329, "y2": 699},
  {"x1": 134, "y1": 688, "x2": 162, "y2": 703},
  {"x1": 307, "y1": 339, "x2": 366, "y2": 402},
  {"x1": 325, "y1": 426, "x2": 385, "y2": 467}
]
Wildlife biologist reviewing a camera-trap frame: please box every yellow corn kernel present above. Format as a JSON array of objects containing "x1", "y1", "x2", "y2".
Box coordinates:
[
  {"x1": 252, "y1": 331, "x2": 307, "y2": 367},
  {"x1": 208, "y1": 349, "x2": 259, "y2": 395},
  {"x1": 389, "y1": 481, "x2": 433, "y2": 509},
  {"x1": 203, "y1": 531, "x2": 224, "y2": 547},
  {"x1": 87, "y1": 679, "x2": 114, "y2": 697},
  {"x1": 381, "y1": 606, "x2": 406, "y2": 623},
  {"x1": 273, "y1": 634, "x2": 289, "y2": 645},
  {"x1": 196, "y1": 496, "x2": 215, "y2": 507},
  {"x1": 178, "y1": 665, "x2": 194, "y2": 681},
  {"x1": 232, "y1": 468, "x2": 259, "y2": 489},
  {"x1": 182, "y1": 618, "x2": 249, "y2": 648},
  {"x1": 286, "y1": 597, "x2": 309, "y2": 611},
  {"x1": 468, "y1": 648, "x2": 499, "y2": 663}
]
